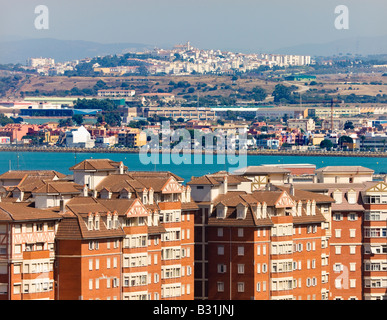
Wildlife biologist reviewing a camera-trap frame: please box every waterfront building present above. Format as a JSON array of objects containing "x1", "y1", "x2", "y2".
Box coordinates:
[
  {"x1": 65, "y1": 126, "x2": 95, "y2": 149},
  {"x1": 287, "y1": 118, "x2": 315, "y2": 132},
  {"x1": 117, "y1": 129, "x2": 147, "y2": 148}
]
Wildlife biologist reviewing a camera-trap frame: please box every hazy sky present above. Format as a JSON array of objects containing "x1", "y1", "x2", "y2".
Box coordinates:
[{"x1": 0, "y1": 0, "x2": 386, "y2": 52}]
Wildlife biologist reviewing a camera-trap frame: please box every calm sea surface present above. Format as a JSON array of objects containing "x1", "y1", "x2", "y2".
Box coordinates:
[{"x1": 1, "y1": 151, "x2": 387, "y2": 183}]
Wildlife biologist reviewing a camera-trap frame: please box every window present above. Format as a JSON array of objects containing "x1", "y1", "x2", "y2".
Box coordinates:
[
  {"x1": 335, "y1": 229, "x2": 341, "y2": 238},
  {"x1": 217, "y1": 228, "x2": 223, "y2": 237},
  {"x1": 237, "y1": 282, "x2": 244, "y2": 293},
  {"x1": 348, "y1": 213, "x2": 357, "y2": 221},
  {"x1": 237, "y1": 264, "x2": 245, "y2": 274},
  {"x1": 365, "y1": 228, "x2": 387, "y2": 238},
  {"x1": 333, "y1": 213, "x2": 343, "y2": 221},
  {"x1": 365, "y1": 211, "x2": 381, "y2": 221},
  {"x1": 218, "y1": 264, "x2": 227, "y2": 273},
  {"x1": 238, "y1": 246, "x2": 244, "y2": 256},
  {"x1": 217, "y1": 246, "x2": 224, "y2": 255},
  {"x1": 217, "y1": 282, "x2": 224, "y2": 292},
  {"x1": 14, "y1": 245, "x2": 21, "y2": 254}
]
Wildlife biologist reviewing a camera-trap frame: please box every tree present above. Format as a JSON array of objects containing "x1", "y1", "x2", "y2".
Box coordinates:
[
  {"x1": 344, "y1": 121, "x2": 354, "y2": 130},
  {"x1": 251, "y1": 86, "x2": 267, "y2": 101},
  {"x1": 338, "y1": 135, "x2": 353, "y2": 150},
  {"x1": 58, "y1": 118, "x2": 73, "y2": 127},
  {"x1": 72, "y1": 114, "x2": 84, "y2": 126},
  {"x1": 320, "y1": 139, "x2": 333, "y2": 151},
  {"x1": 272, "y1": 84, "x2": 293, "y2": 103},
  {"x1": 0, "y1": 114, "x2": 14, "y2": 126}
]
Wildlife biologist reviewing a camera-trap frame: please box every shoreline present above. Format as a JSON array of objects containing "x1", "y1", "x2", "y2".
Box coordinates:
[{"x1": 1, "y1": 146, "x2": 387, "y2": 158}]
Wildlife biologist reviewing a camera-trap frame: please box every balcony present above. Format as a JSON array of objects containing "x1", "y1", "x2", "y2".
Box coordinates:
[{"x1": 23, "y1": 250, "x2": 51, "y2": 260}]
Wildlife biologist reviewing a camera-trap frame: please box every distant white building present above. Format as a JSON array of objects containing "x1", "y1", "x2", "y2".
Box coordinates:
[
  {"x1": 27, "y1": 57, "x2": 55, "y2": 68},
  {"x1": 65, "y1": 126, "x2": 95, "y2": 148}
]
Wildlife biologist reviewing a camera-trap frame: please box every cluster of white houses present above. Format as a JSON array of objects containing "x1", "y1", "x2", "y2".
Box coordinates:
[{"x1": 0, "y1": 160, "x2": 386, "y2": 300}]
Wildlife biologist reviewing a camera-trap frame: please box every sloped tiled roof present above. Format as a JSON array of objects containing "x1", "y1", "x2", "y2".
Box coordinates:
[
  {"x1": 0, "y1": 202, "x2": 61, "y2": 222},
  {"x1": 70, "y1": 159, "x2": 126, "y2": 171},
  {"x1": 32, "y1": 181, "x2": 83, "y2": 194},
  {"x1": 0, "y1": 170, "x2": 66, "y2": 181},
  {"x1": 187, "y1": 171, "x2": 250, "y2": 186},
  {"x1": 315, "y1": 166, "x2": 374, "y2": 173}
]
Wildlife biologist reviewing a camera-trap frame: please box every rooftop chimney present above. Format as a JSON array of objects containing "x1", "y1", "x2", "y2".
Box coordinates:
[
  {"x1": 83, "y1": 184, "x2": 88, "y2": 197},
  {"x1": 289, "y1": 184, "x2": 295, "y2": 196},
  {"x1": 59, "y1": 197, "x2": 65, "y2": 213}
]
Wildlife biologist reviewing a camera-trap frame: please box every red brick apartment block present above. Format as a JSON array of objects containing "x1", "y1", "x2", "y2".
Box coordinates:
[
  {"x1": 0, "y1": 159, "x2": 197, "y2": 300},
  {"x1": 189, "y1": 166, "x2": 387, "y2": 300}
]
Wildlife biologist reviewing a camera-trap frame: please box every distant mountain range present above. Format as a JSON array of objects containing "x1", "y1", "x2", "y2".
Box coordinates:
[
  {"x1": 0, "y1": 38, "x2": 155, "y2": 64},
  {"x1": 273, "y1": 35, "x2": 387, "y2": 57},
  {"x1": 0, "y1": 35, "x2": 386, "y2": 65}
]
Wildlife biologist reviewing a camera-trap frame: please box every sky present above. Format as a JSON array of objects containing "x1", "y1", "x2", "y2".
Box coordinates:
[{"x1": 0, "y1": 0, "x2": 386, "y2": 53}]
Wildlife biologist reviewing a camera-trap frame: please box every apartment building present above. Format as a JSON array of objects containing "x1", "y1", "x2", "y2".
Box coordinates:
[
  {"x1": 190, "y1": 164, "x2": 387, "y2": 300},
  {"x1": 0, "y1": 159, "x2": 197, "y2": 300},
  {"x1": 0, "y1": 201, "x2": 61, "y2": 300},
  {"x1": 287, "y1": 118, "x2": 315, "y2": 132},
  {"x1": 290, "y1": 166, "x2": 387, "y2": 300},
  {"x1": 55, "y1": 196, "x2": 125, "y2": 300},
  {"x1": 97, "y1": 89, "x2": 135, "y2": 98},
  {"x1": 118, "y1": 129, "x2": 147, "y2": 148},
  {"x1": 143, "y1": 106, "x2": 216, "y2": 121},
  {"x1": 188, "y1": 171, "x2": 334, "y2": 300}
]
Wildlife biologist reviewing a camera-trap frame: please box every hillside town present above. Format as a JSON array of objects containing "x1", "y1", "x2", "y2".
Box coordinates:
[{"x1": 23, "y1": 42, "x2": 313, "y2": 76}]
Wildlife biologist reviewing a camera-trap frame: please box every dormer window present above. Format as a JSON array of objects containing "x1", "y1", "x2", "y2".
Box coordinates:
[
  {"x1": 101, "y1": 188, "x2": 111, "y2": 199},
  {"x1": 311, "y1": 200, "x2": 316, "y2": 216},
  {"x1": 113, "y1": 213, "x2": 118, "y2": 229},
  {"x1": 347, "y1": 190, "x2": 356, "y2": 204},
  {"x1": 120, "y1": 189, "x2": 131, "y2": 199},
  {"x1": 107, "y1": 212, "x2": 112, "y2": 229},
  {"x1": 236, "y1": 204, "x2": 247, "y2": 220},
  {"x1": 87, "y1": 214, "x2": 93, "y2": 230},
  {"x1": 216, "y1": 203, "x2": 227, "y2": 219},
  {"x1": 306, "y1": 200, "x2": 311, "y2": 216},
  {"x1": 95, "y1": 214, "x2": 100, "y2": 230},
  {"x1": 333, "y1": 190, "x2": 342, "y2": 204}
]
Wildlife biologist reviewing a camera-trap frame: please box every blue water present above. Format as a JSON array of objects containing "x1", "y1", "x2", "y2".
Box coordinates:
[{"x1": 1, "y1": 151, "x2": 386, "y2": 183}]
